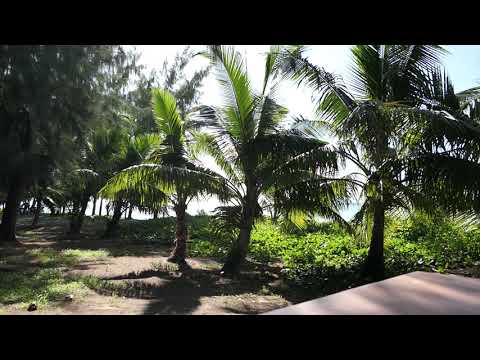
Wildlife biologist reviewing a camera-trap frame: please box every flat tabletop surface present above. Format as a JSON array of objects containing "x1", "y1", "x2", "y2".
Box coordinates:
[{"x1": 264, "y1": 271, "x2": 480, "y2": 315}]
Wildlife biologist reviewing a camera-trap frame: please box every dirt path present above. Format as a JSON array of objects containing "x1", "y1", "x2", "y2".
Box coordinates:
[{"x1": 1, "y1": 217, "x2": 292, "y2": 315}]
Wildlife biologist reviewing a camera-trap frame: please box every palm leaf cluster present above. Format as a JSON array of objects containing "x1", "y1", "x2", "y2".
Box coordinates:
[
  {"x1": 5, "y1": 44, "x2": 480, "y2": 282},
  {"x1": 272, "y1": 44, "x2": 480, "y2": 278}
]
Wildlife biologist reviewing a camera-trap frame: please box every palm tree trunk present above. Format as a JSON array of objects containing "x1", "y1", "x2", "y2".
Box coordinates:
[
  {"x1": 272, "y1": 196, "x2": 279, "y2": 224},
  {"x1": 167, "y1": 203, "x2": 188, "y2": 265},
  {"x1": 127, "y1": 204, "x2": 133, "y2": 219},
  {"x1": 363, "y1": 200, "x2": 385, "y2": 280},
  {"x1": 221, "y1": 193, "x2": 256, "y2": 276},
  {"x1": 221, "y1": 219, "x2": 254, "y2": 276},
  {"x1": 104, "y1": 201, "x2": 123, "y2": 238},
  {"x1": 91, "y1": 196, "x2": 97, "y2": 216},
  {"x1": 0, "y1": 176, "x2": 25, "y2": 242},
  {"x1": 153, "y1": 210, "x2": 158, "y2": 219},
  {"x1": 69, "y1": 194, "x2": 89, "y2": 235},
  {"x1": 31, "y1": 197, "x2": 42, "y2": 226},
  {"x1": 98, "y1": 198, "x2": 103, "y2": 216}
]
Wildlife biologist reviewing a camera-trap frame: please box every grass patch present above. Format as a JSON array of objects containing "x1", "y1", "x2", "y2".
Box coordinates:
[
  {"x1": 0, "y1": 247, "x2": 111, "y2": 310},
  {"x1": 75, "y1": 275, "x2": 128, "y2": 296},
  {"x1": 0, "y1": 269, "x2": 91, "y2": 308},
  {"x1": 151, "y1": 261, "x2": 180, "y2": 272},
  {"x1": 25, "y1": 248, "x2": 110, "y2": 267}
]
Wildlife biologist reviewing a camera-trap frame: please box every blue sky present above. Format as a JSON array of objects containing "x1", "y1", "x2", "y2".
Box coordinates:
[
  {"x1": 119, "y1": 45, "x2": 480, "y2": 219},
  {"x1": 443, "y1": 45, "x2": 480, "y2": 92},
  {"x1": 133, "y1": 45, "x2": 480, "y2": 119}
]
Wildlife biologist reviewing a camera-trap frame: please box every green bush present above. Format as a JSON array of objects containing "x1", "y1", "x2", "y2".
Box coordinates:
[
  {"x1": 119, "y1": 218, "x2": 176, "y2": 243},
  {"x1": 385, "y1": 213, "x2": 480, "y2": 274},
  {"x1": 248, "y1": 220, "x2": 367, "y2": 290},
  {"x1": 119, "y1": 215, "x2": 233, "y2": 254},
  {"x1": 117, "y1": 213, "x2": 480, "y2": 290}
]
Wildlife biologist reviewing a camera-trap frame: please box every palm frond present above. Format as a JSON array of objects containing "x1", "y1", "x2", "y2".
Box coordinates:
[
  {"x1": 457, "y1": 86, "x2": 480, "y2": 101},
  {"x1": 255, "y1": 94, "x2": 288, "y2": 137},
  {"x1": 189, "y1": 131, "x2": 242, "y2": 187},
  {"x1": 273, "y1": 45, "x2": 356, "y2": 122},
  {"x1": 151, "y1": 88, "x2": 184, "y2": 145},
  {"x1": 262, "y1": 45, "x2": 281, "y2": 95},
  {"x1": 203, "y1": 45, "x2": 256, "y2": 143},
  {"x1": 100, "y1": 163, "x2": 234, "y2": 204}
]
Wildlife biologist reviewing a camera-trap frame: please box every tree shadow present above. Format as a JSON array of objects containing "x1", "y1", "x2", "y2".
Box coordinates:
[{"x1": 80, "y1": 261, "x2": 296, "y2": 314}]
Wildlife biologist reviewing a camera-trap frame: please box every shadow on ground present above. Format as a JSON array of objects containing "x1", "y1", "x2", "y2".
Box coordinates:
[{"x1": 2, "y1": 216, "x2": 298, "y2": 314}]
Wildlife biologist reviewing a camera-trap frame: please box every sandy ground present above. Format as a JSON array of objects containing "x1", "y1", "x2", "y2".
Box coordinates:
[{"x1": 1, "y1": 216, "x2": 292, "y2": 315}]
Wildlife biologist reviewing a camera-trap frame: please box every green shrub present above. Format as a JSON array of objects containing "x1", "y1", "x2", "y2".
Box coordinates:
[
  {"x1": 248, "y1": 220, "x2": 367, "y2": 290},
  {"x1": 119, "y1": 216, "x2": 235, "y2": 258},
  {"x1": 250, "y1": 215, "x2": 480, "y2": 288},
  {"x1": 116, "y1": 213, "x2": 480, "y2": 290},
  {"x1": 119, "y1": 218, "x2": 176, "y2": 243},
  {"x1": 385, "y1": 212, "x2": 480, "y2": 273}
]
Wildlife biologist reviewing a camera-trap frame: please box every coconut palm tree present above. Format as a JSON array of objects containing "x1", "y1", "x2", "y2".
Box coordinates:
[
  {"x1": 274, "y1": 45, "x2": 480, "y2": 279},
  {"x1": 101, "y1": 88, "x2": 232, "y2": 265},
  {"x1": 64, "y1": 125, "x2": 125, "y2": 235},
  {"x1": 189, "y1": 46, "x2": 346, "y2": 276},
  {"x1": 405, "y1": 77, "x2": 480, "y2": 219},
  {"x1": 102, "y1": 132, "x2": 166, "y2": 238}
]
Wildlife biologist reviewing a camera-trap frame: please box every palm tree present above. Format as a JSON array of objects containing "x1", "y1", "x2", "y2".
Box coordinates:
[
  {"x1": 64, "y1": 125, "x2": 125, "y2": 235},
  {"x1": 102, "y1": 132, "x2": 165, "y2": 238},
  {"x1": 191, "y1": 46, "x2": 343, "y2": 276},
  {"x1": 406, "y1": 79, "x2": 480, "y2": 218},
  {"x1": 101, "y1": 88, "x2": 231, "y2": 265},
  {"x1": 274, "y1": 45, "x2": 480, "y2": 279}
]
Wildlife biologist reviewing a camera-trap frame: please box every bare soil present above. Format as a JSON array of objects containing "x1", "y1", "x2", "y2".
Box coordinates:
[{"x1": 1, "y1": 216, "x2": 294, "y2": 315}]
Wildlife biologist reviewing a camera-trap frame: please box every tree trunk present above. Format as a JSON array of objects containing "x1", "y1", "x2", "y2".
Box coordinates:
[
  {"x1": 127, "y1": 204, "x2": 133, "y2": 220},
  {"x1": 91, "y1": 196, "x2": 97, "y2": 217},
  {"x1": 103, "y1": 201, "x2": 123, "y2": 238},
  {"x1": 0, "y1": 177, "x2": 25, "y2": 242},
  {"x1": 153, "y1": 210, "x2": 158, "y2": 219},
  {"x1": 221, "y1": 193, "x2": 256, "y2": 276},
  {"x1": 271, "y1": 204, "x2": 279, "y2": 224},
  {"x1": 98, "y1": 198, "x2": 103, "y2": 216},
  {"x1": 61, "y1": 206, "x2": 65, "y2": 215},
  {"x1": 47, "y1": 203, "x2": 56, "y2": 216},
  {"x1": 69, "y1": 194, "x2": 89, "y2": 235},
  {"x1": 363, "y1": 200, "x2": 385, "y2": 280},
  {"x1": 221, "y1": 220, "x2": 254, "y2": 277},
  {"x1": 272, "y1": 196, "x2": 279, "y2": 224},
  {"x1": 167, "y1": 203, "x2": 188, "y2": 266},
  {"x1": 31, "y1": 197, "x2": 42, "y2": 226}
]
